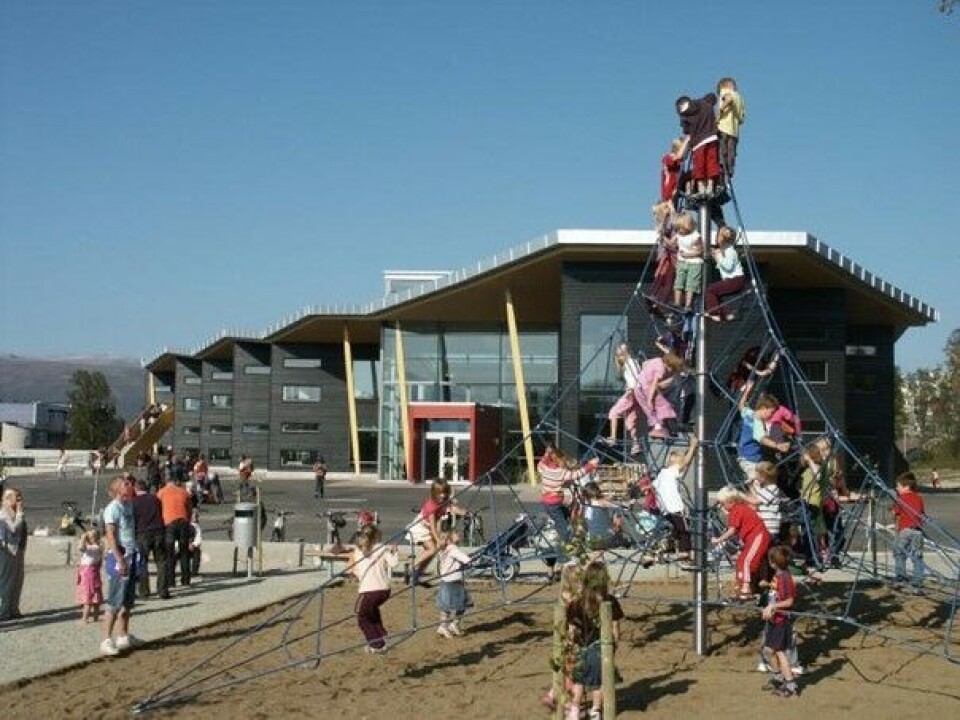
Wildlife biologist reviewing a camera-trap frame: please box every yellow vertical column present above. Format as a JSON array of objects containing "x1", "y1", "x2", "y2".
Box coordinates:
[
  {"x1": 394, "y1": 322, "x2": 412, "y2": 481},
  {"x1": 505, "y1": 289, "x2": 537, "y2": 485},
  {"x1": 343, "y1": 324, "x2": 362, "y2": 475}
]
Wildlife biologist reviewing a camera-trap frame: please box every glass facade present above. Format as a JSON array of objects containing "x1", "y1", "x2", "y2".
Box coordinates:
[{"x1": 378, "y1": 324, "x2": 558, "y2": 480}]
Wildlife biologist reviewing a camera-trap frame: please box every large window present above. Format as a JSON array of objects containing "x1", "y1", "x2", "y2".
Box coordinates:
[
  {"x1": 184, "y1": 377, "x2": 202, "y2": 385},
  {"x1": 182, "y1": 425, "x2": 200, "y2": 435},
  {"x1": 210, "y1": 394, "x2": 233, "y2": 409},
  {"x1": 280, "y1": 449, "x2": 320, "y2": 467},
  {"x1": 209, "y1": 425, "x2": 232, "y2": 435},
  {"x1": 183, "y1": 398, "x2": 201, "y2": 412},
  {"x1": 579, "y1": 315, "x2": 623, "y2": 392},
  {"x1": 349, "y1": 427, "x2": 379, "y2": 472},
  {"x1": 281, "y1": 421, "x2": 320, "y2": 433},
  {"x1": 579, "y1": 315, "x2": 623, "y2": 442},
  {"x1": 353, "y1": 358, "x2": 380, "y2": 400},
  {"x1": 242, "y1": 423, "x2": 270, "y2": 434},
  {"x1": 282, "y1": 385, "x2": 321, "y2": 402},
  {"x1": 211, "y1": 371, "x2": 234, "y2": 381},
  {"x1": 283, "y1": 358, "x2": 322, "y2": 369},
  {"x1": 244, "y1": 365, "x2": 271, "y2": 376}
]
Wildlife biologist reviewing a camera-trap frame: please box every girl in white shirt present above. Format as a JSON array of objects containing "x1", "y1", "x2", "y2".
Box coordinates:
[{"x1": 350, "y1": 525, "x2": 400, "y2": 653}]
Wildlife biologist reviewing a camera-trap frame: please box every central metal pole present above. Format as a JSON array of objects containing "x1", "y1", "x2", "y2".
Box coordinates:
[{"x1": 694, "y1": 200, "x2": 711, "y2": 655}]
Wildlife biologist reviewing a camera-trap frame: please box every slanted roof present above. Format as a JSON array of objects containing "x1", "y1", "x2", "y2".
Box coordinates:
[{"x1": 144, "y1": 229, "x2": 937, "y2": 367}]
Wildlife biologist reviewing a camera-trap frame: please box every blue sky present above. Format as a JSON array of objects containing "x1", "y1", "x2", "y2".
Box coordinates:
[{"x1": 0, "y1": 1, "x2": 957, "y2": 371}]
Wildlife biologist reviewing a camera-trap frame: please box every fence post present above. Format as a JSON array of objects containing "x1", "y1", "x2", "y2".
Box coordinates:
[
  {"x1": 601, "y1": 600, "x2": 617, "y2": 718},
  {"x1": 553, "y1": 600, "x2": 566, "y2": 720}
]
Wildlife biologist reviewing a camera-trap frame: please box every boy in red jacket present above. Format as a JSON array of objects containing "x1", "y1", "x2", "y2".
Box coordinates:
[{"x1": 891, "y1": 472, "x2": 926, "y2": 594}]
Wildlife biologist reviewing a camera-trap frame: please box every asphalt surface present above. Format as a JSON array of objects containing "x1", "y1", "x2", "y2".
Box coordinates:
[
  {"x1": 8, "y1": 469, "x2": 960, "y2": 547},
  {"x1": 6, "y1": 470, "x2": 544, "y2": 546}
]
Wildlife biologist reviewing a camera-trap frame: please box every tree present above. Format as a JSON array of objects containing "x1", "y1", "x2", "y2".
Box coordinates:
[
  {"x1": 940, "y1": 329, "x2": 960, "y2": 458},
  {"x1": 940, "y1": 0, "x2": 958, "y2": 14},
  {"x1": 66, "y1": 370, "x2": 123, "y2": 449}
]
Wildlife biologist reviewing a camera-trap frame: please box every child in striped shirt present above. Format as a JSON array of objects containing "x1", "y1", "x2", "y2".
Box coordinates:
[{"x1": 747, "y1": 462, "x2": 784, "y2": 543}]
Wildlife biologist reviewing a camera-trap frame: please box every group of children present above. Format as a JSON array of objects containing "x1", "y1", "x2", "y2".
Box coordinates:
[
  {"x1": 348, "y1": 479, "x2": 474, "y2": 653},
  {"x1": 663, "y1": 77, "x2": 745, "y2": 206}
]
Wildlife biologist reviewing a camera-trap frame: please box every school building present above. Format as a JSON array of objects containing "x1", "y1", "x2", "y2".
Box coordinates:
[{"x1": 141, "y1": 229, "x2": 937, "y2": 484}]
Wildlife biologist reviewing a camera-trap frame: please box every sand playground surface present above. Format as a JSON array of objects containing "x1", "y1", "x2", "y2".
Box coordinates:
[{"x1": 2, "y1": 579, "x2": 958, "y2": 719}]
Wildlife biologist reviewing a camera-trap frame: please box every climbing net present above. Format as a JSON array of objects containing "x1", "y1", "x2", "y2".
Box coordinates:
[{"x1": 133, "y1": 118, "x2": 959, "y2": 720}]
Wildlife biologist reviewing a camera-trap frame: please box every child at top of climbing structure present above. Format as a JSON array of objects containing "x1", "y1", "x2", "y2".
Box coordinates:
[
  {"x1": 672, "y1": 213, "x2": 703, "y2": 313},
  {"x1": 661, "y1": 136, "x2": 689, "y2": 206},
  {"x1": 706, "y1": 226, "x2": 746, "y2": 322},
  {"x1": 716, "y1": 77, "x2": 746, "y2": 179},
  {"x1": 676, "y1": 92, "x2": 721, "y2": 199}
]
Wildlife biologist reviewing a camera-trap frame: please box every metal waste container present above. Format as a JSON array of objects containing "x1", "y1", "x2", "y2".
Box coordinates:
[{"x1": 233, "y1": 502, "x2": 258, "y2": 551}]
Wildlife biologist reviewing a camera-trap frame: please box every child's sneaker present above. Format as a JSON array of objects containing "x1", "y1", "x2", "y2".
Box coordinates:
[
  {"x1": 791, "y1": 665, "x2": 804, "y2": 676},
  {"x1": 756, "y1": 661, "x2": 770, "y2": 672},
  {"x1": 115, "y1": 634, "x2": 140, "y2": 650},
  {"x1": 100, "y1": 638, "x2": 120, "y2": 657},
  {"x1": 588, "y1": 709, "x2": 602, "y2": 720},
  {"x1": 564, "y1": 704, "x2": 580, "y2": 720},
  {"x1": 774, "y1": 684, "x2": 799, "y2": 698},
  {"x1": 449, "y1": 620, "x2": 463, "y2": 636},
  {"x1": 436, "y1": 624, "x2": 454, "y2": 639}
]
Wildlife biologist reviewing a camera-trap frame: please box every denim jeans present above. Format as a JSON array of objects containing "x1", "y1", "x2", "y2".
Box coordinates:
[
  {"x1": 542, "y1": 503, "x2": 572, "y2": 544},
  {"x1": 892, "y1": 528, "x2": 924, "y2": 587}
]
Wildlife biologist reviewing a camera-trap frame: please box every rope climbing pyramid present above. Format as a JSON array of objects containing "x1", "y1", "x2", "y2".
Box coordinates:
[{"x1": 133, "y1": 91, "x2": 960, "y2": 714}]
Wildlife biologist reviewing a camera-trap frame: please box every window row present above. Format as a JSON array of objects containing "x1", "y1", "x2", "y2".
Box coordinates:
[
  {"x1": 180, "y1": 422, "x2": 323, "y2": 435},
  {"x1": 182, "y1": 386, "x2": 321, "y2": 412}
]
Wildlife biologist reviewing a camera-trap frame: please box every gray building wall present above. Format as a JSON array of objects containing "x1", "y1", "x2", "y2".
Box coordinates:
[
  {"x1": 201, "y1": 358, "x2": 235, "y2": 464},
  {"x1": 269, "y1": 343, "x2": 349, "y2": 471},
  {"x1": 232, "y1": 342, "x2": 272, "y2": 469},
  {"x1": 173, "y1": 358, "x2": 202, "y2": 455}
]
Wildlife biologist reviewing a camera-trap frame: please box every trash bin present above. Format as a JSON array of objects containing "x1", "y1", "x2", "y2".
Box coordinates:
[{"x1": 233, "y1": 502, "x2": 258, "y2": 551}]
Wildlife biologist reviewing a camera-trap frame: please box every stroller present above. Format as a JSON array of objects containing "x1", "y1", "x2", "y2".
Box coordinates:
[{"x1": 469, "y1": 513, "x2": 561, "y2": 582}]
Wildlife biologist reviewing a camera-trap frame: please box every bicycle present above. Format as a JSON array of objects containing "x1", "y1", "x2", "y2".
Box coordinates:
[
  {"x1": 319, "y1": 509, "x2": 379, "y2": 550},
  {"x1": 440, "y1": 509, "x2": 485, "y2": 546},
  {"x1": 59, "y1": 500, "x2": 95, "y2": 536}
]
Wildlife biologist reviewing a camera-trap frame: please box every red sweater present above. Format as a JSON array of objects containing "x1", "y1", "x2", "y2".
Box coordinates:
[
  {"x1": 892, "y1": 490, "x2": 924, "y2": 532},
  {"x1": 728, "y1": 502, "x2": 768, "y2": 543}
]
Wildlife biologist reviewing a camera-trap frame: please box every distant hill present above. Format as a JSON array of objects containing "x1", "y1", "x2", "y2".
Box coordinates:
[{"x1": 0, "y1": 355, "x2": 145, "y2": 421}]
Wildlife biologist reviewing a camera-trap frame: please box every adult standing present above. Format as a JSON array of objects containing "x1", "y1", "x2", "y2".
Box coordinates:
[
  {"x1": 313, "y1": 455, "x2": 328, "y2": 499},
  {"x1": 133, "y1": 479, "x2": 168, "y2": 600},
  {"x1": 101, "y1": 475, "x2": 139, "y2": 655},
  {"x1": 157, "y1": 476, "x2": 192, "y2": 588},
  {"x1": 0, "y1": 487, "x2": 27, "y2": 620}
]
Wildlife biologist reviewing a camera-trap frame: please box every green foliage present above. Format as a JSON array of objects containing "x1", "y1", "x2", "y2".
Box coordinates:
[
  {"x1": 899, "y1": 328, "x2": 960, "y2": 461},
  {"x1": 66, "y1": 370, "x2": 123, "y2": 449}
]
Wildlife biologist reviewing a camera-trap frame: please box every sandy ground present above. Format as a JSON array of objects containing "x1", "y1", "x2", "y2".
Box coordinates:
[{"x1": 1, "y1": 578, "x2": 958, "y2": 720}]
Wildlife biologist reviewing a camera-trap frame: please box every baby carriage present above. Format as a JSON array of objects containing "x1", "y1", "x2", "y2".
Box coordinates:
[{"x1": 469, "y1": 513, "x2": 561, "y2": 582}]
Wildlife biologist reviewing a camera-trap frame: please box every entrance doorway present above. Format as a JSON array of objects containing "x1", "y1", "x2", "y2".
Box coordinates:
[
  {"x1": 407, "y1": 402, "x2": 500, "y2": 484},
  {"x1": 423, "y1": 431, "x2": 470, "y2": 483}
]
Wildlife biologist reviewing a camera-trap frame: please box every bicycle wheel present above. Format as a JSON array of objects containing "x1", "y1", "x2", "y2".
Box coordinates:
[{"x1": 491, "y1": 548, "x2": 519, "y2": 583}]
